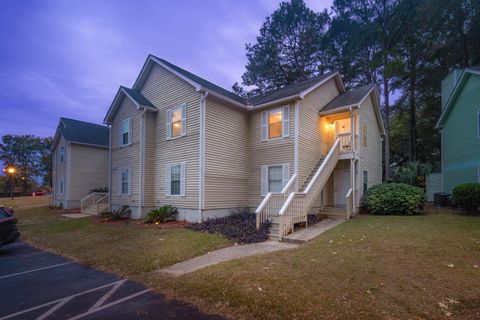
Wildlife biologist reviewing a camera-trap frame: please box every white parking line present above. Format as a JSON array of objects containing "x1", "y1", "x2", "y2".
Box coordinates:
[
  {"x1": 0, "y1": 280, "x2": 122, "y2": 320},
  {"x1": 37, "y1": 296, "x2": 73, "y2": 320},
  {"x1": 66, "y1": 289, "x2": 151, "y2": 320},
  {"x1": 88, "y1": 279, "x2": 127, "y2": 312},
  {"x1": 0, "y1": 262, "x2": 73, "y2": 280}
]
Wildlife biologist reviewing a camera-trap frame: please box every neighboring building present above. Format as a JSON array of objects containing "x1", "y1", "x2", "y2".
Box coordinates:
[
  {"x1": 98, "y1": 54, "x2": 384, "y2": 239},
  {"x1": 52, "y1": 118, "x2": 109, "y2": 209},
  {"x1": 436, "y1": 67, "x2": 480, "y2": 193}
]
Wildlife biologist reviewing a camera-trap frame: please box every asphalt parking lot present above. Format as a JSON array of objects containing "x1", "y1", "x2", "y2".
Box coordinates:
[{"x1": 0, "y1": 242, "x2": 223, "y2": 320}]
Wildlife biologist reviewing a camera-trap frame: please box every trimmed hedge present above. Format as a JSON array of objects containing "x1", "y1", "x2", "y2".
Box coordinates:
[
  {"x1": 364, "y1": 183, "x2": 426, "y2": 215},
  {"x1": 189, "y1": 209, "x2": 270, "y2": 244},
  {"x1": 452, "y1": 183, "x2": 480, "y2": 214}
]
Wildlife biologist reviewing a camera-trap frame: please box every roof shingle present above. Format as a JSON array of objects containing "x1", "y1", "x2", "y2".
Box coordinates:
[
  {"x1": 120, "y1": 86, "x2": 154, "y2": 108},
  {"x1": 321, "y1": 84, "x2": 375, "y2": 113},
  {"x1": 59, "y1": 118, "x2": 109, "y2": 147}
]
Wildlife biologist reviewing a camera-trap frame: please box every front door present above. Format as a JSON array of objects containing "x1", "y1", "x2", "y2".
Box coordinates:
[
  {"x1": 335, "y1": 118, "x2": 351, "y2": 136},
  {"x1": 334, "y1": 169, "x2": 350, "y2": 207}
]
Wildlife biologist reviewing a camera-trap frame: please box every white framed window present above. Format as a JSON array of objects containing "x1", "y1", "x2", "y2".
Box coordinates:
[
  {"x1": 260, "y1": 163, "x2": 290, "y2": 196},
  {"x1": 363, "y1": 171, "x2": 368, "y2": 195},
  {"x1": 261, "y1": 106, "x2": 290, "y2": 140},
  {"x1": 166, "y1": 162, "x2": 186, "y2": 196},
  {"x1": 166, "y1": 104, "x2": 186, "y2": 140},
  {"x1": 362, "y1": 121, "x2": 368, "y2": 147},
  {"x1": 60, "y1": 147, "x2": 65, "y2": 163},
  {"x1": 120, "y1": 168, "x2": 131, "y2": 195},
  {"x1": 477, "y1": 108, "x2": 480, "y2": 139},
  {"x1": 59, "y1": 177, "x2": 64, "y2": 195},
  {"x1": 120, "y1": 118, "x2": 132, "y2": 146}
]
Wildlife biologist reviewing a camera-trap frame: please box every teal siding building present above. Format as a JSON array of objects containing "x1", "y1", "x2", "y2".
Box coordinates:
[{"x1": 436, "y1": 67, "x2": 480, "y2": 193}]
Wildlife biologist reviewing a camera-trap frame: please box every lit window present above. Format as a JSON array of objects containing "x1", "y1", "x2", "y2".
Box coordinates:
[
  {"x1": 167, "y1": 104, "x2": 186, "y2": 139},
  {"x1": 268, "y1": 166, "x2": 283, "y2": 192},
  {"x1": 121, "y1": 118, "x2": 131, "y2": 146},
  {"x1": 171, "y1": 106, "x2": 182, "y2": 138},
  {"x1": 121, "y1": 168, "x2": 131, "y2": 194},
  {"x1": 269, "y1": 108, "x2": 283, "y2": 139}
]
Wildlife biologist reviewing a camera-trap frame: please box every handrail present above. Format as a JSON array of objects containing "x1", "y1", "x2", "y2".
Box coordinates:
[
  {"x1": 81, "y1": 192, "x2": 108, "y2": 214},
  {"x1": 345, "y1": 188, "x2": 354, "y2": 219},
  {"x1": 255, "y1": 192, "x2": 272, "y2": 214},
  {"x1": 305, "y1": 138, "x2": 340, "y2": 193},
  {"x1": 281, "y1": 173, "x2": 297, "y2": 194},
  {"x1": 345, "y1": 188, "x2": 353, "y2": 198},
  {"x1": 279, "y1": 192, "x2": 296, "y2": 215}
]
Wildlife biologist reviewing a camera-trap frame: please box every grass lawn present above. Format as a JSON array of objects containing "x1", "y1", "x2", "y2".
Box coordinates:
[
  {"x1": 11, "y1": 202, "x2": 480, "y2": 319},
  {"x1": 15, "y1": 206, "x2": 232, "y2": 277},
  {"x1": 1, "y1": 195, "x2": 50, "y2": 208},
  {"x1": 162, "y1": 208, "x2": 480, "y2": 320}
]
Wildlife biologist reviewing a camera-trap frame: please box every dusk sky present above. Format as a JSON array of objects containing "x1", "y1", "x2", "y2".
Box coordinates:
[{"x1": 0, "y1": 0, "x2": 333, "y2": 138}]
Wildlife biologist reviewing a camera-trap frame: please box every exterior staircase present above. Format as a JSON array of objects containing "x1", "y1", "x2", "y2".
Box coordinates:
[
  {"x1": 256, "y1": 138, "x2": 350, "y2": 241},
  {"x1": 80, "y1": 192, "x2": 109, "y2": 215}
]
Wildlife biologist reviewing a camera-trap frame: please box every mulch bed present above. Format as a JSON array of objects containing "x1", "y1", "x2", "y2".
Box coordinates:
[{"x1": 92, "y1": 216, "x2": 191, "y2": 229}]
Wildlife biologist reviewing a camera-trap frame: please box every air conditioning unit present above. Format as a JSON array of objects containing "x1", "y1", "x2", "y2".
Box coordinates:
[{"x1": 434, "y1": 192, "x2": 451, "y2": 207}]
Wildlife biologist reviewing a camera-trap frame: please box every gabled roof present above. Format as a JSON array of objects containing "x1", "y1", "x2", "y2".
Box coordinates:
[
  {"x1": 131, "y1": 54, "x2": 344, "y2": 109},
  {"x1": 436, "y1": 66, "x2": 480, "y2": 128},
  {"x1": 54, "y1": 118, "x2": 109, "y2": 148},
  {"x1": 321, "y1": 84, "x2": 375, "y2": 113},
  {"x1": 247, "y1": 72, "x2": 343, "y2": 107},
  {"x1": 319, "y1": 84, "x2": 385, "y2": 135},
  {"x1": 104, "y1": 86, "x2": 156, "y2": 123}
]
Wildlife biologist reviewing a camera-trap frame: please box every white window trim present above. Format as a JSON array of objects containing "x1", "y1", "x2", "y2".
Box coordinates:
[
  {"x1": 166, "y1": 162, "x2": 186, "y2": 197},
  {"x1": 260, "y1": 163, "x2": 290, "y2": 196},
  {"x1": 166, "y1": 103, "x2": 187, "y2": 140},
  {"x1": 59, "y1": 177, "x2": 64, "y2": 195},
  {"x1": 120, "y1": 167, "x2": 131, "y2": 195},
  {"x1": 261, "y1": 106, "x2": 290, "y2": 141},
  {"x1": 120, "y1": 118, "x2": 132, "y2": 147}
]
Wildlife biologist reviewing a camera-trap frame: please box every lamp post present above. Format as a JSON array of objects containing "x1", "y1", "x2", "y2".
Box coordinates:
[{"x1": 3, "y1": 165, "x2": 16, "y2": 200}]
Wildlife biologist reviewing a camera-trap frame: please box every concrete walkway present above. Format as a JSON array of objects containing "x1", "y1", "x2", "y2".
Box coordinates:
[
  {"x1": 62, "y1": 213, "x2": 90, "y2": 219},
  {"x1": 283, "y1": 218, "x2": 345, "y2": 243},
  {"x1": 161, "y1": 241, "x2": 298, "y2": 277}
]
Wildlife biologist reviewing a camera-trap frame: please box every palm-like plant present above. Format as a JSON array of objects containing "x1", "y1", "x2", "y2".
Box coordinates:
[
  {"x1": 144, "y1": 205, "x2": 177, "y2": 224},
  {"x1": 392, "y1": 161, "x2": 431, "y2": 187}
]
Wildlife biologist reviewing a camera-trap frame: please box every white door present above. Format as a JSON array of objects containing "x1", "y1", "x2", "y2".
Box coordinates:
[
  {"x1": 335, "y1": 119, "x2": 351, "y2": 136},
  {"x1": 334, "y1": 169, "x2": 350, "y2": 207}
]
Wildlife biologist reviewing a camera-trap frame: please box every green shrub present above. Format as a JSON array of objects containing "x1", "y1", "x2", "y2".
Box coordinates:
[
  {"x1": 101, "y1": 206, "x2": 131, "y2": 221},
  {"x1": 144, "y1": 205, "x2": 178, "y2": 224},
  {"x1": 451, "y1": 183, "x2": 480, "y2": 214},
  {"x1": 364, "y1": 183, "x2": 426, "y2": 215}
]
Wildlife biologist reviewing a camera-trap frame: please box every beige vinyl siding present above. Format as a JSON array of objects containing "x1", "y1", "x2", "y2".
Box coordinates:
[
  {"x1": 111, "y1": 97, "x2": 141, "y2": 206},
  {"x1": 357, "y1": 93, "x2": 382, "y2": 197},
  {"x1": 53, "y1": 136, "x2": 67, "y2": 201},
  {"x1": 204, "y1": 97, "x2": 250, "y2": 209},
  {"x1": 298, "y1": 78, "x2": 341, "y2": 188},
  {"x1": 248, "y1": 103, "x2": 295, "y2": 208},
  {"x1": 69, "y1": 144, "x2": 109, "y2": 201},
  {"x1": 140, "y1": 64, "x2": 201, "y2": 209},
  {"x1": 143, "y1": 111, "x2": 157, "y2": 206}
]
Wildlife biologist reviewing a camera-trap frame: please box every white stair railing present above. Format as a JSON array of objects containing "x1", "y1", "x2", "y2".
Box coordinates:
[
  {"x1": 81, "y1": 192, "x2": 108, "y2": 214},
  {"x1": 345, "y1": 188, "x2": 354, "y2": 220},
  {"x1": 96, "y1": 194, "x2": 110, "y2": 214},
  {"x1": 255, "y1": 174, "x2": 297, "y2": 229},
  {"x1": 277, "y1": 139, "x2": 341, "y2": 240}
]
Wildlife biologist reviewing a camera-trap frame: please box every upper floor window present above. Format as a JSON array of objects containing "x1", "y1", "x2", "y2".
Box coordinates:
[
  {"x1": 166, "y1": 162, "x2": 186, "y2": 196},
  {"x1": 362, "y1": 121, "x2": 368, "y2": 147},
  {"x1": 120, "y1": 118, "x2": 132, "y2": 146},
  {"x1": 166, "y1": 104, "x2": 186, "y2": 140},
  {"x1": 260, "y1": 163, "x2": 290, "y2": 196},
  {"x1": 120, "y1": 168, "x2": 131, "y2": 195},
  {"x1": 60, "y1": 147, "x2": 65, "y2": 163},
  {"x1": 261, "y1": 106, "x2": 290, "y2": 140}
]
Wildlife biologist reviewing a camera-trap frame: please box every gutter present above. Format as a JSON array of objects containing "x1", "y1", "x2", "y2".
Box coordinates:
[
  {"x1": 198, "y1": 91, "x2": 208, "y2": 222},
  {"x1": 249, "y1": 94, "x2": 300, "y2": 110}
]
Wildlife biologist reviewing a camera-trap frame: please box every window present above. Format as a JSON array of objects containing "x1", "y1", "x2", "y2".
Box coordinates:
[
  {"x1": 363, "y1": 171, "x2": 368, "y2": 195},
  {"x1": 261, "y1": 106, "x2": 290, "y2": 140},
  {"x1": 260, "y1": 163, "x2": 290, "y2": 196},
  {"x1": 120, "y1": 118, "x2": 132, "y2": 146},
  {"x1": 60, "y1": 147, "x2": 64, "y2": 163},
  {"x1": 59, "y1": 177, "x2": 64, "y2": 194},
  {"x1": 362, "y1": 121, "x2": 368, "y2": 147},
  {"x1": 120, "y1": 168, "x2": 131, "y2": 195},
  {"x1": 166, "y1": 162, "x2": 186, "y2": 196},
  {"x1": 167, "y1": 104, "x2": 186, "y2": 139}
]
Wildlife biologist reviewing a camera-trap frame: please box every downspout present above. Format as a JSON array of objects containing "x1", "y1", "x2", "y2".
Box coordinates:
[
  {"x1": 199, "y1": 91, "x2": 208, "y2": 222},
  {"x1": 52, "y1": 148, "x2": 56, "y2": 205},
  {"x1": 350, "y1": 107, "x2": 356, "y2": 214},
  {"x1": 294, "y1": 99, "x2": 300, "y2": 190},
  {"x1": 108, "y1": 125, "x2": 112, "y2": 212},
  {"x1": 140, "y1": 110, "x2": 146, "y2": 211}
]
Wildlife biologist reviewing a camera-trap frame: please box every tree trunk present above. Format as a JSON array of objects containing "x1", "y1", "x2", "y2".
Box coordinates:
[
  {"x1": 383, "y1": 52, "x2": 391, "y2": 178},
  {"x1": 408, "y1": 54, "x2": 417, "y2": 162}
]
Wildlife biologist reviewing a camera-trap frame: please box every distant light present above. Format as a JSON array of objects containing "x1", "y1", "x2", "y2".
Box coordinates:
[{"x1": 6, "y1": 167, "x2": 16, "y2": 174}]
